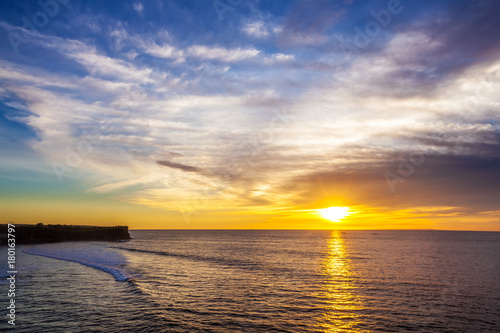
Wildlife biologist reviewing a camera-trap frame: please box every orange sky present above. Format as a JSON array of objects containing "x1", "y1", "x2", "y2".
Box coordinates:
[{"x1": 2, "y1": 193, "x2": 499, "y2": 231}]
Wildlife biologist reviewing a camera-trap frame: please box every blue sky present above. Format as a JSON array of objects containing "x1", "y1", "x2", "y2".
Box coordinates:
[{"x1": 0, "y1": 0, "x2": 499, "y2": 229}]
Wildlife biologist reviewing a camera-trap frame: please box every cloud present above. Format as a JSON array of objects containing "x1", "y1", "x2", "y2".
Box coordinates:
[
  {"x1": 262, "y1": 53, "x2": 295, "y2": 65},
  {"x1": 242, "y1": 21, "x2": 270, "y2": 38},
  {"x1": 156, "y1": 160, "x2": 202, "y2": 173},
  {"x1": 406, "y1": 0, "x2": 500, "y2": 76},
  {"x1": 278, "y1": 0, "x2": 347, "y2": 46},
  {"x1": 0, "y1": 60, "x2": 77, "y2": 89},
  {"x1": 66, "y1": 45, "x2": 155, "y2": 83},
  {"x1": 0, "y1": 22, "x2": 160, "y2": 84},
  {"x1": 133, "y1": 2, "x2": 144, "y2": 13},
  {"x1": 478, "y1": 210, "x2": 500, "y2": 216},
  {"x1": 140, "y1": 40, "x2": 184, "y2": 59},
  {"x1": 187, "y1": 45, "x2": 260, "y2": 62},
  {"x1": 283, "y1": 154, "x2": 500, "y2": 213},
  {"x1": 137, "y1": 36, "x2": 261, "y2": 63}
]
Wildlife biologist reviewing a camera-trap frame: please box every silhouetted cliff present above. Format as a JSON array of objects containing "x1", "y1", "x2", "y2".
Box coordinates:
[{"x1": 0, "y1": 223, "x2": 131, "y2": 244}]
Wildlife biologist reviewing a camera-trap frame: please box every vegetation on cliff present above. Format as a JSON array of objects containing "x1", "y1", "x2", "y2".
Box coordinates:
[{"x1": 0, "y1": 223, "x2": 131, "y2": 244}]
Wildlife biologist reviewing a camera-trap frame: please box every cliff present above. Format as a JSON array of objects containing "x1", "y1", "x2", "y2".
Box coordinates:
[{"x1": 0, "y1": 223, "x2": 131, "y2": 245}]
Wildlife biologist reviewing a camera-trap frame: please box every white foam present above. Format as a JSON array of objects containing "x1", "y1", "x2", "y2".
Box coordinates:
[{"x1": 24, "y1": 243, "x2": 131, "y2": 282}]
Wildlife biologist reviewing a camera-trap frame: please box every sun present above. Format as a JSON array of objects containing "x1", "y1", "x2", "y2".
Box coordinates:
[{"x1": 318, "y1": 206, "x2": 351, "y2": 222}]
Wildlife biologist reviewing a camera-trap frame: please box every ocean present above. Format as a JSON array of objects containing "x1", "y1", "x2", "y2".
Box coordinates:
[{"x1": 1, "y1": 230, "x2": 499, "y2": 332}]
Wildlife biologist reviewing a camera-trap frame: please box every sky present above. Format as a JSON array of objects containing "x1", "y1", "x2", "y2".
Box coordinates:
[{"x1": 0, "y1": 0, "x2": 499, "y2": 230}]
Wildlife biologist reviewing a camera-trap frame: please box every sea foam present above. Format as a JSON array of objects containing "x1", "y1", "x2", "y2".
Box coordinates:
[{"x1": 24, "y1": 242, "x2": 131, "y2": 281}]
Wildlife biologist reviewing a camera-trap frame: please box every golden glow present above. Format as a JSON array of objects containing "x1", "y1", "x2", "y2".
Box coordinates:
[
  {"x1": 319, "y1": 230, "x2": 365, "y2": 331},
  {"x1": 3, "y1": 192, "x2": 499, "y2": 230},
  {"x1": 318, "y1": 206, "x2": 352, "y2": 222}
]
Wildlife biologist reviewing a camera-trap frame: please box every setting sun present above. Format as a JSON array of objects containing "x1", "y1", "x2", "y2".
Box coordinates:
[{"x1": 318, "y1": 207, "x2": 352, "y2": 222}]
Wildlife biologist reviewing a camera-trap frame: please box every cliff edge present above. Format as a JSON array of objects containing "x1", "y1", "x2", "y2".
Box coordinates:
[{"x1": 0, "y1": 223, "x2": 131, "y2": 244}]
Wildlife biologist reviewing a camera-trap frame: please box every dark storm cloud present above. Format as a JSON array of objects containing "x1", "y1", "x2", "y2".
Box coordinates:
[
  {"x1": 417, "y1": 0, "x2": 500, "y2": 73},
  {"x1": 286, "y1": 151, "x2": 500, "y2": 213},
  {"x1": 411, "y1": 134, "x2": 500, "y2": 158},
  {"x1": 380, "y1": 126, "x2": 500, "y2": 158},
  {"x1": 384, "y1": 0, "x2": 500, "y2": 87}
]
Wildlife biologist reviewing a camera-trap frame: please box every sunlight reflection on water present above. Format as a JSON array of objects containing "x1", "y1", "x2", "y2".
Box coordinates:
[{"x1": 319, "y1": 231, "x2": 366, "y2": 332}]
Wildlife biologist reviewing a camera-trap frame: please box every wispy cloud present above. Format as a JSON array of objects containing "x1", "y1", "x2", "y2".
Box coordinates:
[
  {"x1": 133, "y1": 2, "x2": 144, "y2": 13},
  {"x1": 187, "y1": 45, "x2": 260, "y2": 62}
]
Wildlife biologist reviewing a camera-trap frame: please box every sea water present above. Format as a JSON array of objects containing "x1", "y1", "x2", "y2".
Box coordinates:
[{"x1": 1, "y1": 230, "x2": 499, "y2": 332}]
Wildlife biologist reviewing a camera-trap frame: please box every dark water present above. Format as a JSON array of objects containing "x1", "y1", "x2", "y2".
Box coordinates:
[{"x1": 1, "y1": 230, "x2": 499, "y2": 332}]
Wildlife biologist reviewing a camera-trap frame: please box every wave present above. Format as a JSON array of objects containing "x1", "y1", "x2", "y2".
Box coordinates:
[
  {"x1": 24, "y1": 244, "x2": 131, "y2": 282},
  {"x1": 111, "y1": 246, "x2": 260, "y2": 270},
  {"x1": 111, "y1": 246, "x2": 312, "y2": 278}
]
